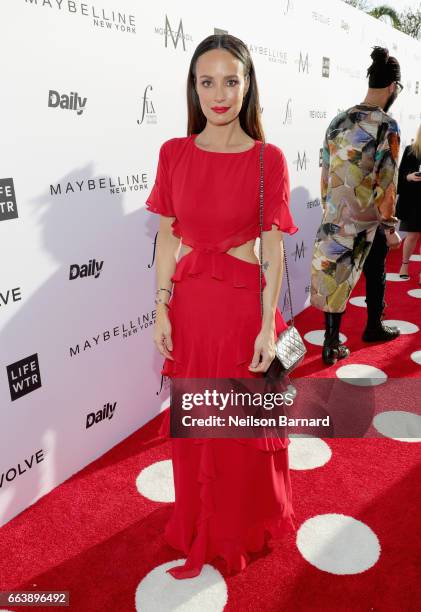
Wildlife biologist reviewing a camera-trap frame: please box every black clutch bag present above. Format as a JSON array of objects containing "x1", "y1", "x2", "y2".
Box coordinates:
[{"x1": 258, "y1": 142, "x2": 307, "y2": 378}]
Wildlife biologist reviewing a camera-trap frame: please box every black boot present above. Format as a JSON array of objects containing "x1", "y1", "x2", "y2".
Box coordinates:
[
  {"x1": 362, "y1": 303, "x2": 400, "y2": 342},
  {"x1": 362, "y1": 323, "x2": 400, "y2": 342},
  {"x1": 322, "y1": 312, "x2": 350, "y2": 366}
]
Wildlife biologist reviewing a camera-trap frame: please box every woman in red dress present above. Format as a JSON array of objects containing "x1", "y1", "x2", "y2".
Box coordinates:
[{"x1": 146, "y1": 33, "x2": 298, "y2": 579}]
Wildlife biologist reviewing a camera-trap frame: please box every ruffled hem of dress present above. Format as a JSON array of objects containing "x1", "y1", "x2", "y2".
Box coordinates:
[{"x1": 163, "y1": 434, "x2": 296, "y2": 580}]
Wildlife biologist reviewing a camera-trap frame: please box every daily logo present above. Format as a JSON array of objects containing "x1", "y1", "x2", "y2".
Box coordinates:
[
  {"x1": 7, "y1": 354, "x2": 42, "y2": 401},
  {"x1": 48, "y1": 90, "x2": 87, "y2": 115},
  {"x1": 69, "y1": 259, "x2": 104, "y2": 280},
  {"x1": 86, "y1": 402, "x2": 116, "y2": 429},
  {"x1": 0, "y1": 178, "x2": 18, "y2": 221}
]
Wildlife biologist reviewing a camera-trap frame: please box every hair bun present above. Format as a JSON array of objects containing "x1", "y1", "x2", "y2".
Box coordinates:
[{"x1": 371, "y1": 46, "x2": 389, "y2": 63}]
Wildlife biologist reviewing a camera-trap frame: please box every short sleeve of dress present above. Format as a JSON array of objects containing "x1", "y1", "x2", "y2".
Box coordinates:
[
  {"x1": 145, "y1": 140, "x2": 175, "y2": 217},
  {"x1": 262, "y1": 144, "x2": 298, "y2": 235}
]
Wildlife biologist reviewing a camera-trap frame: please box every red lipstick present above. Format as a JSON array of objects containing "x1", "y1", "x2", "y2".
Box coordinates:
[{"x1": 211, "y1": 106, "x2": 230, "y2": 113}]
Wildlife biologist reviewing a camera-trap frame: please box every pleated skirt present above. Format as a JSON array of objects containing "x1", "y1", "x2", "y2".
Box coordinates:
[{"x1": 158, "y1": 249, "x2": 297, "y2": 579}]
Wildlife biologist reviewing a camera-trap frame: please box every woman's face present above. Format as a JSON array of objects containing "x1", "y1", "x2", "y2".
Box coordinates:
[{"x1": 194, "y1": 48, "x2": 249, "y2": 125}]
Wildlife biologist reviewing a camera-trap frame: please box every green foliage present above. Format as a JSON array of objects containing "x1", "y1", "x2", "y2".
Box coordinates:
[{"x1": 342, "y1": 0, "x2": 421, "y2": 40}]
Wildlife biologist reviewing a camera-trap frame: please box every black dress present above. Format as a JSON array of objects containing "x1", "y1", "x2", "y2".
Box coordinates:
[{"x1": 396, "y1": 145, "x2": 421, "y2": 232}]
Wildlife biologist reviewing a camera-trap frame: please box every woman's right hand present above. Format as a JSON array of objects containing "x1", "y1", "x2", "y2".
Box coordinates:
[
  {"x1": 406, "y1": 172, "x2": 421, "y2": 182},
  {"x1": 154, "y1": 305, "x2": 174, "y2": 360}
]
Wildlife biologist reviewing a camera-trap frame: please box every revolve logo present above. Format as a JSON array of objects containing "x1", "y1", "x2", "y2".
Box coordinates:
[
  {"x1": 0, "y1": 450, "x2": 45, "y2": 489},
  {"x1": 0, "y1": 286, "x2": 22, "y2": 310}
]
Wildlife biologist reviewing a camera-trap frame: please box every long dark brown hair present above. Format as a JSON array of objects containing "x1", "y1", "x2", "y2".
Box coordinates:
[{"x1": 186, "y1": 34, "x2": 265, "y2": 142}]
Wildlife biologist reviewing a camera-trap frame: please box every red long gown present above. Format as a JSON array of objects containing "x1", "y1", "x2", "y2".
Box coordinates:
[{"x1": 145, "y1": 134, "x2": 299, "y2": 579}]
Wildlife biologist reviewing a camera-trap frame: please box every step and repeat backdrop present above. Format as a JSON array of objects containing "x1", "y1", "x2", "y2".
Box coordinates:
[{"x1": 1, "y1": 0, "x2": 421, "y2": 525}]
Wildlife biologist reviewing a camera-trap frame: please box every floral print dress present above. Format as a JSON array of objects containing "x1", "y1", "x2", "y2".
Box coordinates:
[{"x1": 310, "y1": 104, "x2": 400, "y2": 313}]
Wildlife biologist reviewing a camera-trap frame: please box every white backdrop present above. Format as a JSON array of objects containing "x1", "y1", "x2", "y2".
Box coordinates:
[{"x1": 1, "y1": 0, "x2": 420, "y2": 527}]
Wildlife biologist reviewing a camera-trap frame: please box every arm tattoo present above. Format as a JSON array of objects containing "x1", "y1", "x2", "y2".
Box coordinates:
[{"x1": 262, "y1": 260, "x2": 270, "y2": 271}]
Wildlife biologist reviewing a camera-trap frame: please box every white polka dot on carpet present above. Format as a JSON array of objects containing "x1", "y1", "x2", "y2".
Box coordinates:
[
  {"x1": 408, "y1": 289, "x2": 421, "y2": 299},
  {"x1": 336, "y1": 364, "x2": 387, "y2": 386},
  {"x1": 385, "y1": 273, "x2": 409, "y2": 282},
  {"x1": 135, "y1": 560, "x2": 227, "y2": 611},
  {"x1": 296, "y1": 514, "x2": 381, "y2": 575},
  {"x1": 349, "y1": 296, "x2": 367, "y2": 307},
  {"x1": 304, "y1": 330, "x2": 347, "y2": 346},
  {"x1": 373, "y1": 411, "x2": 421, "y2": 443},
  {"x1": 288, "y1": 436, "x2": 332, "y2": 470},
  {"x1": 136, "y1": 460, "x2": 174, "y2": 502},
  {"x1": 382, "y1": 320, "x2": 419, "y2": 334},
  {"x1": 410, "y1": 350, "x2": 421, "y2": 365}
]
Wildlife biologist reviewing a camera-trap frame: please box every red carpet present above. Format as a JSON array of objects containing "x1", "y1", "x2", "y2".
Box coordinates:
[{"x1": 0, "y1": 246, "x2": 420, "y2": 611}]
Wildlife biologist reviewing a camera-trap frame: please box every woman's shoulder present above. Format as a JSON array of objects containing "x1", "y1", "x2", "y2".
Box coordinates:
[
  {"x1": 160, "y1": 135, "x2": 190, "y2": 152},
  {"x1": 263, "y1": 141, "x2": 287, "y2": 167}
]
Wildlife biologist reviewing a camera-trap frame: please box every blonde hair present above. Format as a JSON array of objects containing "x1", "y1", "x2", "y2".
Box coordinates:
[{"x1": 410, "y1": 125, "x2": 421, "y2": 159}]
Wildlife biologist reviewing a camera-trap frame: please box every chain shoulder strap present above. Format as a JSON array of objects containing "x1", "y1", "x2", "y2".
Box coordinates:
[{"x1": 258, "y1": 141, "x2": 295, "y2": 325}]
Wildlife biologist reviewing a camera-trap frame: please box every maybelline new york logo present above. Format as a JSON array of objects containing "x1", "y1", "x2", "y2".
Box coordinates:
[
  {"x1": 49, "y1": 172, "x2": 148, "y2": 196},
  {"x1": 137, "y1": 85, "x2": 157, "y2": 125},
  {"x1": 0, "y1": 178, "x2": 18, "y2": 221},
  {"x1": 26, "y1": 1, "x2": 136, "y2": 34},
  {"x1": 7, "y1": 354, "x2": 42, "y2": 401},
  {"x1": 48, "y1": 90, "x2": 87, "y2": 115},
  {"x1": 69, "y1": 313, "x2": 154, "y2": 357},
  {"x1": 247, "y1": 42, "x2": 287, "y2": 65}
]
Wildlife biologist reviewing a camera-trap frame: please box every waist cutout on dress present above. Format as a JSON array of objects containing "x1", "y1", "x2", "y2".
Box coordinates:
[{"x1": 171, "y1": 246, "x2": 266, "y2": 291}]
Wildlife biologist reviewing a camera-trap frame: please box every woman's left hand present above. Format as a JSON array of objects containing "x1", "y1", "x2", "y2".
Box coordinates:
[{"x1": 248, "y1": 328, "x2": 276, "y2": 373}]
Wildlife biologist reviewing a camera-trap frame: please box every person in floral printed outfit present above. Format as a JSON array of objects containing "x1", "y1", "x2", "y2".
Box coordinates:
[{"x1": 310, "y1": 46, "x2": 402, "y2": 365}]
